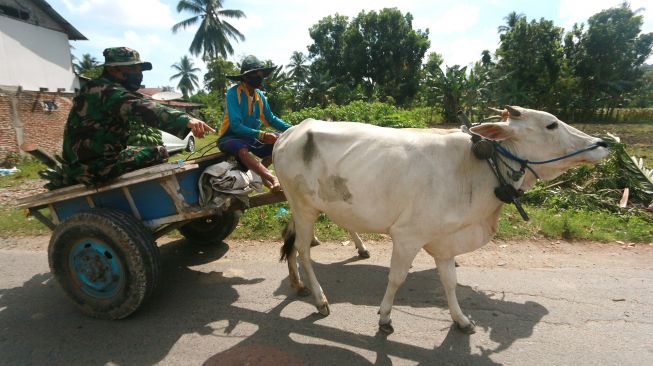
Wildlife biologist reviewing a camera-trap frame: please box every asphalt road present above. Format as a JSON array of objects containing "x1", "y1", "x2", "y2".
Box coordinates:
[{"x1": 0, "y1": 237, "x2": 651, "y2": 365}]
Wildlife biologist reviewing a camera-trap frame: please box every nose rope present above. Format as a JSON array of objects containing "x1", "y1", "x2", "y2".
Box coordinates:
[{"x1": 494, "y1": 143, "x2": 602, "y2": 166}]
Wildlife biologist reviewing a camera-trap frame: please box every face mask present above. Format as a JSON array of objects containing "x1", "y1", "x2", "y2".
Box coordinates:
[
  {"x1": 123, "y1": 72, "x2": 143, "y2": 91},
  {"x1": 246, "y1": 75, "x2": 263, "y2": 89}
]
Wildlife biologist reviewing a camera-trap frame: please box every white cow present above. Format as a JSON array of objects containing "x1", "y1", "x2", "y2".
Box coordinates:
[{"x1": 273, "y1": 106, "x2": 608, "y2": 334}]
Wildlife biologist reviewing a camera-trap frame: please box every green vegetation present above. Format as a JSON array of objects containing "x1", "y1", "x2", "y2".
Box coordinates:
[
  {"x1": 282, "y1": 101, "x2": 433, "y2": 128},
  {"x1": 0, "y1": 159, "x2": 44, "y2": 188},
  {"x1": 170, "y1": 55, "x2": 201, "y2": 99},
  {"x1": 0, "y1": 207, "x2": 50, "y2": 236},
  {"x1": 496, "y1": 206, "x2": 652, "y2": 242},
  {"x1": 171, "y1": 0, "x2": 246, "y2": 59},
  {"x1": 182, "y1": 3, "x2": 652, "y2": 124}
]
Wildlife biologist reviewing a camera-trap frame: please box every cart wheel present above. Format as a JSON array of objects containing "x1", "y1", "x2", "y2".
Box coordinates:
[
  {"x1": 48, "y1": 208, "x2": 160, "y2": 320},
  {"x1": 179, "y1": 211, "x2": 241, "y2": 245}
]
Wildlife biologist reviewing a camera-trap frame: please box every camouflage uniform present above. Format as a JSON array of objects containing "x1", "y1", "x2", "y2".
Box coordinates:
[{"x1": 61, "y1": 48, "x2": 191, "y2": 186}]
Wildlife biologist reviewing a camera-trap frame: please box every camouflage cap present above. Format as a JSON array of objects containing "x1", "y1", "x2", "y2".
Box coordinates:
[
  {"x1": 226, "y1": 55, "x2": 277, "y2": 81},
  {"x1": 102, "y1": 47, "x2": 152, "y2": 70}
]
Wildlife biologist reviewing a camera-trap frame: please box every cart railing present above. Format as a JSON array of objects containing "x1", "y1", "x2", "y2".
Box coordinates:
[{"x1": 16, "y1": 153, "x2": 287, "y2": 233}]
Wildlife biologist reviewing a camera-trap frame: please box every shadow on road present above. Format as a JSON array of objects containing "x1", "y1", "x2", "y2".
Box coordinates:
[{"x1": 0, "y1": 240, "x2": 547, "y2": 365}]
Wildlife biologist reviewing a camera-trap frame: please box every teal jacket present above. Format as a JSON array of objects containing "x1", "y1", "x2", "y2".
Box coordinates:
[{"x1": 218, "y1": 83, "x2": 291, "y2": 142}]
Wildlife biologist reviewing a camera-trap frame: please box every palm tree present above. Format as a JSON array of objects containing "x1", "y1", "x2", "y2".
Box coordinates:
[
  {"x1": 74, "y1": 53, "x2": 99, "y2": 75},
  {"x1": 170, "y1": 56, "x2": 201, "y2": 99},
  {"x1": 172, "y1": 0, "x2": 246, "y2": 59},
  {"x1": 287, "y1": 51, "x2": 309, "y2": 87},
  {"x1": 497, "y1": 11, "x2": 525, "y2": 33},
  {"x1": 304, "y1": 70, "x2": 336, "y2": 108}
]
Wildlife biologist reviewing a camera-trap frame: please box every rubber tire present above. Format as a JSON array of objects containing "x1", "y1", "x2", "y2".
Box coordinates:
[
  {"x1": 185, "y1": 136, "x2": 195, "y2": 152},
  {"x1": 178, "y1": 211, "x2": 241, "y2": 245},
  {"x1": 48, "y1": 208, "x2": 160, "y2": 320}
]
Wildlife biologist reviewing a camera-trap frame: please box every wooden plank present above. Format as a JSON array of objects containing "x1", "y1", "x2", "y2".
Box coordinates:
[
  {"x1": 152, "y1": 221, "x2": 189, "y2": 239},
  {"x1": 48, "y1": 204, "x2": 60, "y2": 225},
  {"x1": 224, "y1": 190, "x2": 287, "y2": 212},
  {"x1": 159, "y1": 176, "x2": 189, "y2": 214},
  {"x1": 122, "y1": 187, "x2": 141, "y2": 220},
  {"x1": 29, "y1": 209, "x2": 55, "y2": 231},
  {"x1": 142, "y1": 207, "x2": 222, "y2": 228},
  {"x1": 16, "y1": 162, "x2": 200, "y2": 209}
]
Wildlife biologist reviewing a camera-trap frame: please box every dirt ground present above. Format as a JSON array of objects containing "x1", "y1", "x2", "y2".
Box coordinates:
[{"x1": 0, "y1": 179, "x2": 47, "y2": 206}]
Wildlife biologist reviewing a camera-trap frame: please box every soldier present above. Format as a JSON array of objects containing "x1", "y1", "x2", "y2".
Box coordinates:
[
  {"x1": 219, "y1": 55, "x2": 292, "y2": 191},
  {"x1": 61, "y1": 47, "x2": 214, "y2": 186}
]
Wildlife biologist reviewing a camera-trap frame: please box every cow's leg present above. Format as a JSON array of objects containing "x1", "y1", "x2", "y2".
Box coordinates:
[
  {"x1": 349, "y1": 231, "x2": 370, "y2": 258},
  {"x1": 287, "y1": 249, "x2": 312, "y2": 297},
  {"x1": 435, "y1": 257, "x2": 475, "y2": 334},
  {"x1": 292, "y1": 215, "x2": 330, "y2": 316},
  {"x1": 282, "y1": 214, "x2": 312, "y2": 297},
  {"x1": 378, "y1": 241, "x2": 421, "y2": 334}
]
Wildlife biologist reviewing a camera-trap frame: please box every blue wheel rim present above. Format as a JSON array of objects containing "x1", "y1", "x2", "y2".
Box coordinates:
[{"x1": 68, "y1": 239, "x2": 125, "y2": 299}]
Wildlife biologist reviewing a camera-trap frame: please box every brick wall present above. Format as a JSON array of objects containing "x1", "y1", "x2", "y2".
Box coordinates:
[
  {"x1": 0, "y1": 88, "x2": 73, "y2": 160},
  {"x1": 0, "y1": 95, "x2": 18, "y2": 158}
]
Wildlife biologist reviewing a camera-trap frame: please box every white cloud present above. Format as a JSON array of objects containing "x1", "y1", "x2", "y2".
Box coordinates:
[
  {"x1": 228, "y1": 13, "x2": 263, "y2": 35},
  {"x1": 433, "y1": 29, "x2": 498, "y2": 68},
  {"x1": 62, "y1": 0, "x2": 175, "y2": 28},
  {"x1": 424, "y1": 4, "x2": 482, "y2": 35}
]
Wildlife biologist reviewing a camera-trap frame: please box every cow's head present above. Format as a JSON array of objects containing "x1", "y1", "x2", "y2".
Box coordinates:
[{"x1": 470, "y1": 106, "x2": 609, "y2": 189}]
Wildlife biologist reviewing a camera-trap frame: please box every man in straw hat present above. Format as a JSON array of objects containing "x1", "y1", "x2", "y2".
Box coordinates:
[
  {"x1": 60, "y1": 47, "x2": 214, "y2": 187},
  {"x1": 218, "y1": 55, "x2": 292, "y2": 191}
]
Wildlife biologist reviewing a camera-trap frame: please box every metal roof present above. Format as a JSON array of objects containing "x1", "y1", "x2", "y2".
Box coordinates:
[{"x1": 31, "y1": 0, "x2": 87, "y2": 40}]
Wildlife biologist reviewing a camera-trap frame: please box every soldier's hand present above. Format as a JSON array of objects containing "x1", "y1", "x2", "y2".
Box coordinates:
[{"x1": 187, "y1": 118, "x2": 215, "y2": 139}]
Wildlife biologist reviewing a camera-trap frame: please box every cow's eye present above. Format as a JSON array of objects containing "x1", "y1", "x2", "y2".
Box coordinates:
[{"x1": 546, "y1": 122, "x2": 558, "y2": 130}]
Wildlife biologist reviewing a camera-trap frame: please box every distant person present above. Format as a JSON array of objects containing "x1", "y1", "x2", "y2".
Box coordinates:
[
  {"x1": 218, "y1": 55, "x2": 292, "y2": 191},
  {"x1": 61, "y1": 47, "x2": 214, "y2": 187}
]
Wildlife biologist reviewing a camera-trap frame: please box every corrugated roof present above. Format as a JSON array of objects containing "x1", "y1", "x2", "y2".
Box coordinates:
[
  {"x1": 138, "y1": 87, "x2": 204, "y2": 107},
  {"x1": 31, "y1": 0, "x2": 87, "y2": 40}
]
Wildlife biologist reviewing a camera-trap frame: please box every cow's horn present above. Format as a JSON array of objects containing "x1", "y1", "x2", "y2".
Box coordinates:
[
  {"x1": 488, "y1": 107, "x2": 504, "y2": 114},
  {"x1": 505, "y1": 105, "x2": 521, "y2": 117},
  {"x1": 483, "y1": 116, "x2": 503, "y2": 122}
]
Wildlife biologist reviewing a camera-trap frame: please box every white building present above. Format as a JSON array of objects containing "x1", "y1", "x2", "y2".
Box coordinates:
[
  {"x1": 0, "y1": 0, "x2": 86, "y2": 159},
  {"x1": 0, "y1": 0, "x2": 86, "y2": 92}
]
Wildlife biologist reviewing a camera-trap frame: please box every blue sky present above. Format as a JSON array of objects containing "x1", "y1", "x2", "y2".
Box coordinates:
[{"x1": 52, "y1": 0, "x2": 653, "y2": 91}]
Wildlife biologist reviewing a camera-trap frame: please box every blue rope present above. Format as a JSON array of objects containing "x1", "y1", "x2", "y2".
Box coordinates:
[{"x1": 493, "y1": 143, "x2": 602, "y2": 165}]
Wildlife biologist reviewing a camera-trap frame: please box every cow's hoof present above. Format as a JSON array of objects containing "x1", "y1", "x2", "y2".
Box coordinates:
[
  {"x1": 358, "y1": 250, "x2": 371, "y2": 259},
  {"x1": 456, "y1": 321, "x2": 476, "y2": 334},
  {"x1": 317, "y1": 303, "x2": 330, "y2": 316},
  {"x1": 379, "y1": 321, "x2": 394, "y2": 334},
  {"x1": 297, "y1": 287, "x2": 312, "y2": 297}
]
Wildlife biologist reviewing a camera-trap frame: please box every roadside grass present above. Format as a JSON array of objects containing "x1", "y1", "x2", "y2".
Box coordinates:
[
  {"x1": 231, "y1": 203, "x2": 653, "y2": 242},
  {"x1": 1, "y1": 194, "x2": 650, "y2": 242},
  {"x1": 0, "y1": 159, "x2": 45, "y2": 188},
  {"x1": 496, "y1": 205, "x2": 652, "y2": 242},
  {"x1": 0, "y1": 207, "x2": 51, "y2": 236}
]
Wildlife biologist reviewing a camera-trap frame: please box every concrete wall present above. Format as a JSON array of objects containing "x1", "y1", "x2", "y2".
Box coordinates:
[
  {"x1": 0, "y1": 15, "x2": 78, "y2": 92},
  {"x1": 0, "y1": 87, "x2": 72, "y2": 159}
]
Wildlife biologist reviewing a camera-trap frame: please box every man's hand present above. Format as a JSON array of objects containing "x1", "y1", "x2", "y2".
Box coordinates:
[
  {"x1": 261, "y1": 132, "x2": 278, "y2": 144},
  {"x1": 187, "y1": 118, "x2": 215, "y2": 139}
]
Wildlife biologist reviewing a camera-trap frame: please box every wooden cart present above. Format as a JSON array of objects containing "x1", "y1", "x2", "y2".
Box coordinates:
[{"x1": 16, "y1": 153, "x2": 285, "y2": 319}]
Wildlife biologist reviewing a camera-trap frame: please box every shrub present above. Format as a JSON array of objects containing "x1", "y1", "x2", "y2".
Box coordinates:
[{"x1": 281, "y1": 101, "x2": 434, "y2": 128}]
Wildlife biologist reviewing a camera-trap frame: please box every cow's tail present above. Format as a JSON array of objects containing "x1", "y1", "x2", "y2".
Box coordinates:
[{"x1": 280, "y1": 216, "x2": 296, "y2": 262}]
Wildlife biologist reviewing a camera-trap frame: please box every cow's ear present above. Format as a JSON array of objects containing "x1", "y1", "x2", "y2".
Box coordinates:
[{"x1": 470, "y1": 123, "x2": 514, "y2": 141}]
